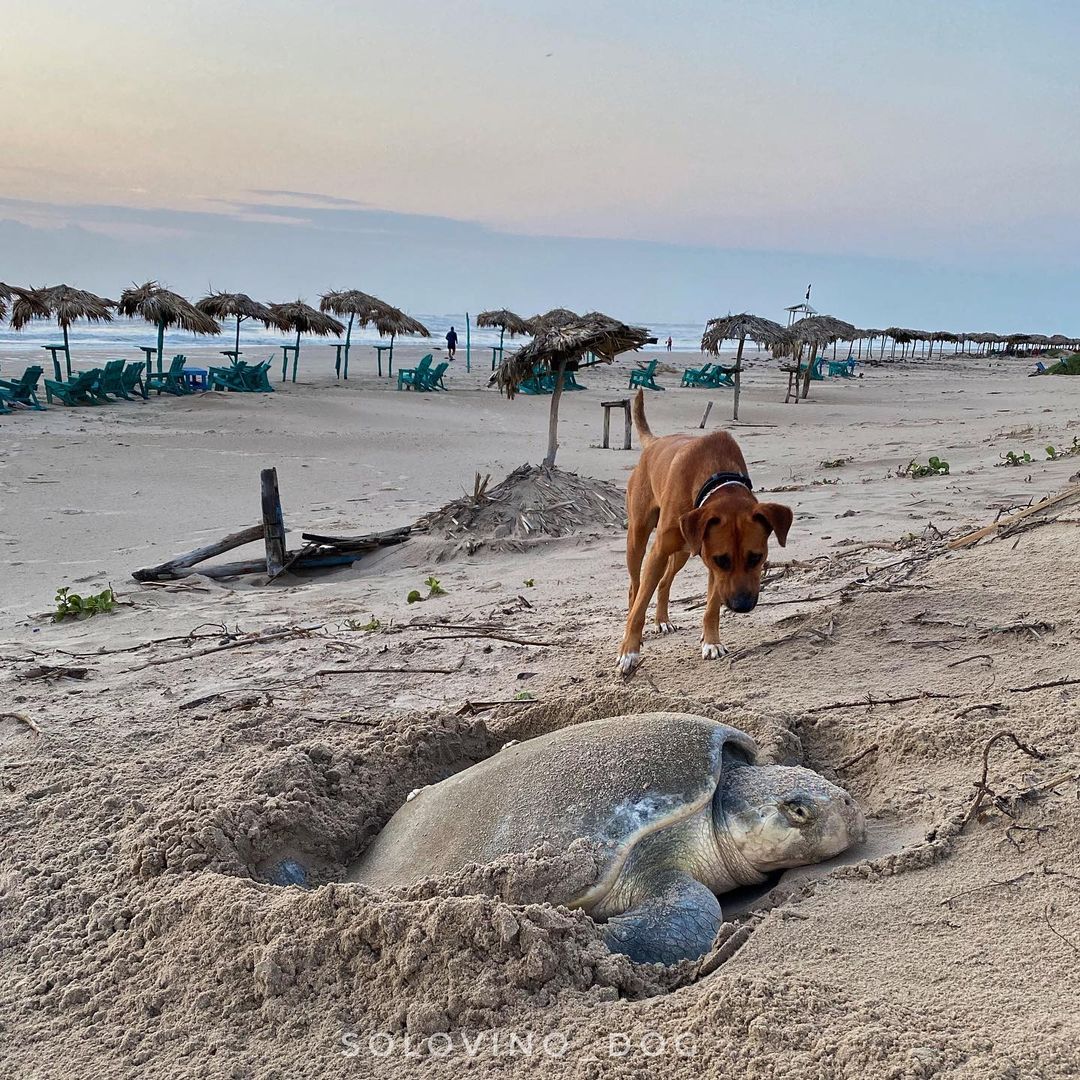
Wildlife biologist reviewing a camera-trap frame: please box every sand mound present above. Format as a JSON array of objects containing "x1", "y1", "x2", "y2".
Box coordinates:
[{"x1": 416, "y1": 465, "x2": 626, "y2": 554}]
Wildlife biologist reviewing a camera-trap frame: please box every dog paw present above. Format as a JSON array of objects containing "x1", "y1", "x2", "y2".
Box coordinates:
[
  {"x1": 701, "y1": 642, "x2": 728, "y2": 660},
  {"x1": 657, "y1": 622, "x2": 679, "y2": 635},
  {"x1": 616, "y1": 651, "x2": 641, "y2": 675}
]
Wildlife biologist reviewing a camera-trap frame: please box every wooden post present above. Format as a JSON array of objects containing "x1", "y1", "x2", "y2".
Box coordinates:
[
  {"x1": 699, "y1": 400, "x2": 714, "y2": 428},
  {"x1": 602, "y1": 405, "x2": 611, "y2": 448},
  {"x1": 261, "y1": 468, "x2": 287, "y2": 576},
  {"x1": 623, "y1": 400, "x2": 632, "y2": 450},
  {"x1": 732, "y1": 335, "x2": 746, "y2": 420},
  {"x1": 466, "y1": 312, "x2": 472, "y2": 373},
  {"x1": 543, "y1": 361, "x2": 567, "y2": 467}
]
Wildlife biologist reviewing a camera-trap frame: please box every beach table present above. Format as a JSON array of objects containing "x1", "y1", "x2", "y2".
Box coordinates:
[
  {"x1": 220, "y1": 350, "x2": 242, "y2": 365},
  {"x1": 375, "y1": 344, "x2": 393, "y2": 377},
  {"x1": 490, "y1": 345, "x2": 504, "y2": 371},
  {"x1": 182, "y1": 367, "x2": 209, "y2": 392},
  {"x1": 332, "y1": 343, "x2": 351, "y2": 380},
  {"x1": 42, "y1": 344, "x2": 68, "y2": 381},
  {"x1": 281, "y1": 345, "x2": 299, "y2": 383},
  {"x1": 137, "y1": 346, "x2": 160, "y2": 380}
]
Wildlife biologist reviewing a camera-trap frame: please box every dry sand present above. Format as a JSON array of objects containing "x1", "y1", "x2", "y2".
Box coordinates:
[{"x1": 2, "y1": 343, "x2": 1079, "y2": 1078}]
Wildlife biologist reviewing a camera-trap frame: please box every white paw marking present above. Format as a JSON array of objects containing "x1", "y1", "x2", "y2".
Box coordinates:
[
  {"x1": 616, "y1": 651, "x2": 640, "y2": 674},
  {"x1": 701, "y1": 642, "x2": 728, "y2": 660},
  {"x1": 657, "y1": 622, "x2": 678, "y2": 635}
]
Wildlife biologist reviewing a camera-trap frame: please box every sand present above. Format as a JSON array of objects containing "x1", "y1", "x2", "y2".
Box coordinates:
[{"x1": 2, "y1": 343, "x2": 1079, "y2": 1078}]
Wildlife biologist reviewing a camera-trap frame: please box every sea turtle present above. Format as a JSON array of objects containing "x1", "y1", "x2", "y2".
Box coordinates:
[{"x1": 345, "y1": 712, "x2": 865, "y2": 964}]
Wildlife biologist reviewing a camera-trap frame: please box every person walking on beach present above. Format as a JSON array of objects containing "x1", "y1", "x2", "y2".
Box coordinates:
[
  {"x1": 666, "y1": 336, "x2": 673, "y2": 352},
  {"x1": 446, "y1": 326, "x2": 458, "y2": 360}
]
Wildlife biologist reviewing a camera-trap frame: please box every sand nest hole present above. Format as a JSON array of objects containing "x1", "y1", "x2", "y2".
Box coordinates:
[
  {"x1": 415, "y1": 465, "x2": 626, "y2": 555},
  {"x1": 109, "y1": 694, "x2": 932, "y2": 1038}
]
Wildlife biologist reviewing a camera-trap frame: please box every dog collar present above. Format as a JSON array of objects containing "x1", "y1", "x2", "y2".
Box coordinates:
[{"x1": 695, "y1": 471, "x2": 753, "y2": 509}]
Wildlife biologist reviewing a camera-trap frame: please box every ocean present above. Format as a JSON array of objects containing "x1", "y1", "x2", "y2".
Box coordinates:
[{"x1": 0, "y1": 316, "x2": 713, "y2": 355}]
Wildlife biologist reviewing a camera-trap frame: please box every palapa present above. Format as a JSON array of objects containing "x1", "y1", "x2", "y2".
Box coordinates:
[
  {"x1": 701, "y1": 313, "x2": 788, "y2": 419},
  {"x1": 319, "y1": 289, "x2": 396, "y2": 379},
  {"x1": 267, "y1": 300, "x2": 345, "y2": 382},
  {"x1": 9, "y1": 284, "x2": 116, "y2": 378},
  {"x1": 496, "y1": 310, "x2": 651, "y2": 467},
  {"x1": 196, "y1": 290, "x2": 276, "y2": 361},
  {"x1": 118, "y1": 281, "x2": 220, "y2": 371}
]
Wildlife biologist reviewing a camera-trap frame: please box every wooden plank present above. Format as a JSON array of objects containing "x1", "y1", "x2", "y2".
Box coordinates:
[
  {"x1": 131, "y1": 524, "x2": 265, "y2": 581},
  {"x1": 699, "y1": 401, "x2": 714, "y2": 429},
  {"x1": 948, "y1": 485, "x2": 1080, "y2": 550},
  {"x1": 299, "y1": 526, "x2": 411, "y2": 552},
  {"x1": 261, "y1": 468, "x2": 287, "y2": 576}
]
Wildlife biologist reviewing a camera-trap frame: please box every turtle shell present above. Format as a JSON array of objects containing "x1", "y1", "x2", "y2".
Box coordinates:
[{"x1": 346, "y1": 712, "x2": 758, "y2": 903}]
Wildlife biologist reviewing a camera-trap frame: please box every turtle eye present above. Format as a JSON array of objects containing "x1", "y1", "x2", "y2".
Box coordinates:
[{"x1": 782, "y1": 800, "x2": 812, "y2": 825}]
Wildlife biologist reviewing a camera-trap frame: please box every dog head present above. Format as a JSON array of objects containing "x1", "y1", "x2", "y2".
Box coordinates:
[{"x1": 679, "y1": 501, "x2": 793, "y2": 613}]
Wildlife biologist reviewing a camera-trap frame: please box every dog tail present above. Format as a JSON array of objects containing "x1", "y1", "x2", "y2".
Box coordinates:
[{"x1": 632, "y1": 389, "x2": 656, "y2": 447}]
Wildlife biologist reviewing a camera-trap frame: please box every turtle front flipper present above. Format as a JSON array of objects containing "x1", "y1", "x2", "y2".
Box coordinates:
[{"x1": 601, "y1": 871, "x2": 722, "y2": 965}]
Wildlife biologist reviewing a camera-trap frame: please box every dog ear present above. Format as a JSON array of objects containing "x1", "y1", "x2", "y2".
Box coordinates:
[
  {"x1": 680, "y1": 508, "x2": 717, "y2": 555},
  {"x1": 754, "y1": 503, "x2": 793, "y2": 547}
]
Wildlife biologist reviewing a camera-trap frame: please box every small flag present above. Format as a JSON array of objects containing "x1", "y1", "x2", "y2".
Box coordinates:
[{"x1": 805, "y1": 283, "x2": 812, "y2": 301}]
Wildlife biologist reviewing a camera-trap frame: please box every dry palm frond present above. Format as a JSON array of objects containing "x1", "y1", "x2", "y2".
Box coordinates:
[
  {"x1": 9, "y1": 284, "x2": 115, "y2": 330},
  {"x1": 118, "y1": 281, "x2": 220, "y2": 334},
  {"x1": 374, "y1": 306, "x2": 430, "y2": 338},
  {"x1": 525, "y1": 308, "x2": 579, "y2": 334},
  {"x1": 701, "y1": 313, "x2": 788, "y2": 354},
  {"x1": 476, "y1": 309, "x2": 532, "y2": 337},
  {"x1": 319, "y1": 289, "x2": 393, "y2": 323},
  {"x1": 195, "y1": 290, "x2": 275, "y2": 325},
  {"x1": 494, "y1": 312, "x2": 650, "y2": 398},
  {"x1": 267, "y1": 300, "x2": 345, "y2": 337}
]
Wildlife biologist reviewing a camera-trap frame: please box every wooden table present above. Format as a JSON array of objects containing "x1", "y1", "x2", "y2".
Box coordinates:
[
  {"x1": 42, "y1": 344, "x2": 68, "y2": 381},
  {"x1": 281, "y1": 345, "x2": 299, "y2": 383},
  {"x1": 374, "y1": 344, "x2": 393, "y2": 377},
  {"x1": 601, "y1": 398, "x2": 633, "y2": 450}
]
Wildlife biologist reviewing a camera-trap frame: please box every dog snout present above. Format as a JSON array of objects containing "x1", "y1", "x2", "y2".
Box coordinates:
[{"x1": 727, "y1": 592, "x2": 758, "y2": 613}]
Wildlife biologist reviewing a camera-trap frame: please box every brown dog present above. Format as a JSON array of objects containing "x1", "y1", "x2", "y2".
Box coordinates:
[{"x1": 617, "y1": 390, "x2": 793, "y2": 673}]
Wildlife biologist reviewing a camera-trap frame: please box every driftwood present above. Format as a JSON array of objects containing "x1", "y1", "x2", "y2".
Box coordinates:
[
  {"x1": 949, "y1": 484, "x2": 1080, "y2": 549},
  {"x1": 132, "y1": 524, "x2": 264, "y2": 581},
  {"x1": 261, "y1": 468, "x2": 287, "y2": 577},
  {"x1": 300, "y1": 527, "x2": 411, "y2": 552},
  {"x1": 961, "y1": 730, "x2": 1046, "y2": 829}
]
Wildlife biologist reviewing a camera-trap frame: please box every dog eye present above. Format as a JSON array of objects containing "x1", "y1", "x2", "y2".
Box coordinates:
[
  {"x1": 713, "y1": 554, "x2": 732, "y2": 571},
  {"x1": 746, "y1": 552, "x2": 763, "y2": 569}
]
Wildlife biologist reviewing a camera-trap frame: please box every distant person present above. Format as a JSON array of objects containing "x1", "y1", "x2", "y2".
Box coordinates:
[
  {"x1": 446, "y1": 326, "x2": 458, "y2": 359},
  {"x1": 666, "y1": 336, "x2": 673, "y2": 352}
]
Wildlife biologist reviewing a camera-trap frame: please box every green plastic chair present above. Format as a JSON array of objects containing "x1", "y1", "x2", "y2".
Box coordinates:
[
  {"x1": 0, "y1": 365, "x2": 46, "y2": 410},
  {"x1": 98, "y1": 359, "x2": 133, "y2": 400},
  {"x1": 122, "y1": 361, "x2": 147, "y2": 400},
  {"x1": 420, "y1": 361, "x2": 449, "y2": 390},
  {"x1": 44, "y1": 370, "x2": 103, "y2": 406},
  {"x1": 629, "y1": 358, "x2": 664, "y2": 391},
  {"x1": 397, "y1": 354, "x2": 433, "y2": 391},
  {"x1": 147, "y1": 354, "x2": 191, "y2": 396}
]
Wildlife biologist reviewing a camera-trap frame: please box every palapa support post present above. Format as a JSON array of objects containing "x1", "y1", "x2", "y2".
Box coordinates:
[
  {"x1": 466, "y1": 312, "x2": 471, "y2": 373},
  {"x1": 601, "y1": 398, "x2": 632, "y2": 450},
  {"x1": 261, "y1": 468, "x2": 287, "y2": 576},
  {"x1": 732, "y1": 334, "x2": 746, "y2": 421},
  {"x1": 699, "y1": 401, "x2": 714, "y2": 429}
]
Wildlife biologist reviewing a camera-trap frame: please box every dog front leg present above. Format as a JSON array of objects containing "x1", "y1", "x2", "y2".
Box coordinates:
[
  {"x1": 700, "y1": 586, "x2": 728, "y2": 660},
  {"x1": 617, "y1": 543, "x2": 672, "y2": 673},
  {"x1": 654, "y1": 550, "x2": 690, "y2": 633}
]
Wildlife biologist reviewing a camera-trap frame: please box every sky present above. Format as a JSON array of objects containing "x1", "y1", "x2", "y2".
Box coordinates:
[{"x1": 2, "y1": 0, "x2": 1080, "y2": 330}]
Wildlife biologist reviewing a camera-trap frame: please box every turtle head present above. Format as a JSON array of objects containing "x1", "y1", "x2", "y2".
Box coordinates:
[{"x1": 716, "y1": 764, "x2": 866, "y2": 877}]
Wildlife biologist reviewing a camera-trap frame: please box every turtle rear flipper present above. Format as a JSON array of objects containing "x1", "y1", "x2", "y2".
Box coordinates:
[{"x1": 602, "y1": 872, "x2": 721, "y2": 965}]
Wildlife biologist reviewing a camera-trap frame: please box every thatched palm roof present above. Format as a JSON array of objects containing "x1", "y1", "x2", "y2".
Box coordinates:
[
  {"x1": 476, "y1": 309, "x2": 532, "y2": 337},
  {"x1": 701, "y1": 313, "x2": 787, "y2": 354},
  {"x1": 370, "y1": 305, "x2": 430, "y2": 338},
  {"x1": 0, "y1": 282, "x2": 10, "y2": 320},
  {"x1": 495, "y1": 312, "x2": 650, "y2": 398},
  {"x1": 268, "y1": 300, "x2": 345, "y2": 337},
  {"x1": 526, "y1": 308, "x2": 579, "y2": 333},
  {"x1": 1049, "y1": 334, "x2": 1072, "y2": 346},
  {"x1": 118, "y1": 281, "x2": 220, "y2": 335},
  {"x1": 319, "y1": 289, "x2": 392, "y2": 323},
  {"x1": 9, "y1": 284, "x2": 115, "y2": 330},
  {"x1": 195, "y1": 290, "x2": 275, "y2": 326}
]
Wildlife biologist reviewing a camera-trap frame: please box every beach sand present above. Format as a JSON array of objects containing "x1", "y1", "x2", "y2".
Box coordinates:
[{"x1": 2, "y1": 345, "x2": 1079, "y2": 1077}]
